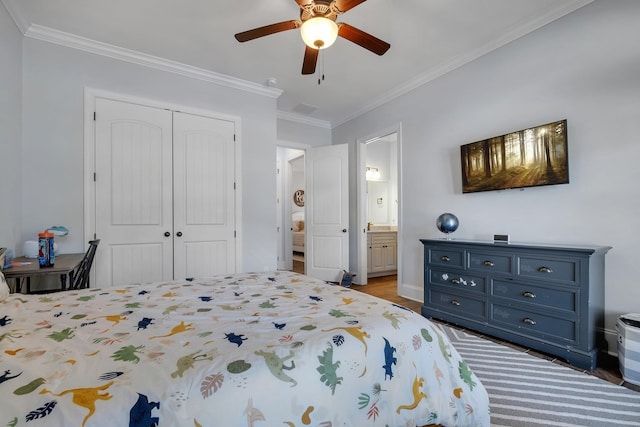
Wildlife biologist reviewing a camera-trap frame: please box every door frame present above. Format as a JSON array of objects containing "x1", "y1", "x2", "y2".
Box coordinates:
[
  {"x1": 356, "y1": 123, "x2": 403, "y2": 290},
  {"x1": 276, "y1": 141, "x2": 310, "y2": 272},
  {"x1": 83, "y1": 87, "x2": 244, "y2": 283}
]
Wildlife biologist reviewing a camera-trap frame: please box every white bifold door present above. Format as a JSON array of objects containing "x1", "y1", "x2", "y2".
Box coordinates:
[{"x1": 94, "y1": 98, "x2": 236, "y2": 288}]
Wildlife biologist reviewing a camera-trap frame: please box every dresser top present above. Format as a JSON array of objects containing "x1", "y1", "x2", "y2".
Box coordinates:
[{"x1": 419, "y1": 238, "x2": 611, "y2": 255}]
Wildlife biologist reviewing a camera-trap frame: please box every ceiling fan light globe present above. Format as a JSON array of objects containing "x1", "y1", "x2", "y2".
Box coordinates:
[{"x1": 301, "y1": 17, "x2": 338, "y2": 50}]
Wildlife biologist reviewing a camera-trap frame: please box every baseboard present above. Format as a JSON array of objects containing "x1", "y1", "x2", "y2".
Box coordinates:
[
  {"x1": 604, "y1": 327, "x2": 619, "y2": 357},
  {"x1": 399, "y1": 282, "x2": 423, "y2": 303},
  {"x1": 367, "y1": 270, "x2": 397, "y2": 278}
]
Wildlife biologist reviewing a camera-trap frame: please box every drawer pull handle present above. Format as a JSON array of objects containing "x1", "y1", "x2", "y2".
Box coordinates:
[
  {"x1": 523, "y1": 318, "x2": 537, "y2": 325},
  {"x1": 441, "y1": 255, "x2": 450, "y2": 262},
  {"x1": 451, "y1": 300, "x2": 461, "y2": 306},
  {"x1": 450, "y1": 278, "x2": 460, "y2": 285},
  {"x1": 522, "y1": 291, "x2": 536, "y2": 298},
  {"x1": 538, "y1": 266, "x2": 553, "y2": 273},
  {"x1": 483, "y1": 260, "x2": 494, "y2": 267}
]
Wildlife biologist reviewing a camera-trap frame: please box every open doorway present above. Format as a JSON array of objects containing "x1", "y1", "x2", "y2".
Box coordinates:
[
  {"x1": 356, "y1": 128, "x2": 400, "y2": 287},
  {"x1": 277, "y1": 143, "x2": 350, "y2": 282},
  {"x1": 290, "y1": 154, "x2": 305, "y2": 274},
  {"x1": 276, "y1": 146, "x2": 305, "y2": 273}
]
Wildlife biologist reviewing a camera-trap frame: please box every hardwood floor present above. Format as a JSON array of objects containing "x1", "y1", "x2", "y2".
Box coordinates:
[{"x1": 291, "y1": 261, "x2": 639, "y2": 393}]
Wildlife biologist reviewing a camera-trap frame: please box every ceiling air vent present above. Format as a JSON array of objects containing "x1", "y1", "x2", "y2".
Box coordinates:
[{"x1": 292, "y1": 103, "x2": 318, "y2": 115}]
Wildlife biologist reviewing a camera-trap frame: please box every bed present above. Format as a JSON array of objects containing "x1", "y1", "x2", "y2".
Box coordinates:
[
  {"x1": 292, "y1": 211, "x2": 305, "y2": 253},
  {"x1": 0, "y1": 270, "x2": 489, "y2": 426}
]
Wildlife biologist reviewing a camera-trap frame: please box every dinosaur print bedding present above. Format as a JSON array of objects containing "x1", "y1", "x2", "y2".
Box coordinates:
[{"x1": 0, "y1": 271, "x2": 490, "y2": 426}]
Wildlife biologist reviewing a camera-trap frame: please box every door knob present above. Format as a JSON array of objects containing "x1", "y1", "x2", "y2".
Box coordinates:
[
  {"x1": 342, "y1": 229, "x2": 347, "y2": 233},
  {"x1": 164, "y1": 232, "x2": 170, "y2": 237},
  {"x1": 176, "y1": 232, "x2": 183, "y2": 237}
]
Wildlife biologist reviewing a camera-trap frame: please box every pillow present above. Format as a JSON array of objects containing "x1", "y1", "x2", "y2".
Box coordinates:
[
  {"x1": 0, "y1": 271, "x2": 9, "y2": 302},
  {"x1": 292, "y1": 220, "x2": 305, "y2": 232}
]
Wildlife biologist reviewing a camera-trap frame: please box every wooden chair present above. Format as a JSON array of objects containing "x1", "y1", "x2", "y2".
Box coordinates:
[{"x1": 68, "y1": 239, "x2": 100, "y2": 290}]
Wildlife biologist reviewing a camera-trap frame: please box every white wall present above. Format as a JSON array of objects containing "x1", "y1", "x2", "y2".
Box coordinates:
[
  {"x1": 333, "y1": 0, "x2": 640, "y2": 345},
  {"x1": 20, "y1": 37, "x2": 279, "y2": 272},
  {"x1": 366, "y1": 138, "x2": 398, "y2": 226},
  {"x1": 0, "y1": 3, "x2": 22, "y2": 253},
  {"x1": 277, "y1": 118, "x2": 331, "y2": 148}
]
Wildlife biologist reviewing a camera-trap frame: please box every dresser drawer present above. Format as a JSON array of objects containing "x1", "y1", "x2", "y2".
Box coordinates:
[
  {"x1": 428, "y1": 289, "x2": 486, "y2": 321},
  {"x1": 427, "y1": 247, "x2": 464, "y2": 268},
  {"x1": 492, "y1": 280, "x2": 578, "y2": 313},
  {"x1": 428, "y1": 269, "x2": 486, "y2": 294},
  {"x1": 467, "y1": 250, "x2": 513, "y2": 275},
  {"x1": 518, "y1": 255, "x2": 579, "y2": 285},
  {"x1": 370, "y1": 232, "x2": 396, "y2": 245},
  {"x1": 491, "y1": 304, "x2": 577, "y2": 343}
]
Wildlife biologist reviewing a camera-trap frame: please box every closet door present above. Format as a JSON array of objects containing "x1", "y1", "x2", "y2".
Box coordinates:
[
  {"x1": 172, "y1": 112, "x2": 236, "y2": 279},
  {"x1": 94, "y1": 98, "x2": 174, "y2": 287}
]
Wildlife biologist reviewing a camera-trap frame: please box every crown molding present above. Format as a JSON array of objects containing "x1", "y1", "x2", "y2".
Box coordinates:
[
  {"x1": 334, "y1": 0, "x2": 594, "y2": 127},
  {"x1": 277, "y1": 111, "x2": 332, "y2": 129},
  {"x1": 1, "y1": 0, "x2": 28, "y2": 34},
  {"x1": 6, "y1": 0, "x2": 593, "y2": 128},
  {"x1": 22, "y1": 24, "x2": 283, "y2": 99}
]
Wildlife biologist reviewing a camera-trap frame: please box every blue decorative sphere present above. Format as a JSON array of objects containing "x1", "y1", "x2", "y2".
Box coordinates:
[{"x1": 436, "y1": 213, "x2": 459, "y2": 235}]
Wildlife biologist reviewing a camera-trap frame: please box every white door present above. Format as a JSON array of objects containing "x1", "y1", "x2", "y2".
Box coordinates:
[
  {"x1": 94, "y1": 99, "x2": 236, "y2": 287},
  {"x1": 94, "y1": 98, "x2": 174, "y2": 287},
  {"x1": 305, "y1": 144, "x2": 349, "y2": 281},
  {"x1": 172, "y1": 112, "x2": 236, "y2": 279}
]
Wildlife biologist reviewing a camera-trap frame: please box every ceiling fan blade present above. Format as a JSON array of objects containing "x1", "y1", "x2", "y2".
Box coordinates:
[
  {"x1": 338, "y1": 23, "x2": 390, "y2": 55},
  {"x1": 333, "y1": 0, "x2": 367, "y2": 13},
  {"x1": 302, "y1": 46, "x2": 319, "y2": 74},
  {"x1": 295, "y1": 0, "x2": 314, "y2": 6},
  {"x1": 235, "y1": 20, "x2": 301, "y2": 42}
]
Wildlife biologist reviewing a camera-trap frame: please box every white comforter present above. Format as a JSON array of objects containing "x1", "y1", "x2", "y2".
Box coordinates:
[{"x1": 0, "y1": 271, "x2": 489, "y2": 426}]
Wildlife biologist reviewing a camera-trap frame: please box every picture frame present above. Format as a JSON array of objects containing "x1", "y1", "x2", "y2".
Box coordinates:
[
  {"x1": 293, "y1": 189, "x2": 305, "y2": 207},
  {"x1": 461, "y1": 119, "x2": 569, "y2": 193}
]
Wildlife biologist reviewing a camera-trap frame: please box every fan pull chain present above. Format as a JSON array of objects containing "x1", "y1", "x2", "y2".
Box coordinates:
[{"x1": 318, "y1": 49, "x2": 326, "y2": 85}]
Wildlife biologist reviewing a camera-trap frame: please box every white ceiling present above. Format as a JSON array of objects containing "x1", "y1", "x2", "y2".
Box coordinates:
[{"x1": 4, "y1": 0, "x2": 593, "y2": 127}]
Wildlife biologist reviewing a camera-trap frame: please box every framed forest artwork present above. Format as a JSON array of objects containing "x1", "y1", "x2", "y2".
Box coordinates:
[{"x1": 461, "y1": 119, "x2": 569, "y2": 193}]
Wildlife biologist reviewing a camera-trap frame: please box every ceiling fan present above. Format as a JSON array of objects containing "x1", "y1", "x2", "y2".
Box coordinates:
[{"x1": 234, "y1": 0, "x2": 391, "y2": 75}]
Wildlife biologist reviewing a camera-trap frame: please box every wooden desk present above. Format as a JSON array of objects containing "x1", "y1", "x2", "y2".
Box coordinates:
[{"x1": 2, "y1": 253, "x2": 84, "y2": 293}]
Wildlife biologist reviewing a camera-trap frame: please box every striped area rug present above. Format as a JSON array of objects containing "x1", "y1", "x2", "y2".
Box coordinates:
[{"x1": 437, "y1": 323, "x2": 640, "y2": 426}]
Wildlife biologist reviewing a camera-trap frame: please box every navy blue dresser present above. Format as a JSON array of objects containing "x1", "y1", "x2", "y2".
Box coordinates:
[{"x1": 420, "y1": 239, "x2": 611, "y2": 370}]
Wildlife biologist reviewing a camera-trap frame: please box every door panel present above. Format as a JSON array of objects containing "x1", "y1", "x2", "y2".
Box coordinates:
[
  {"x1": 173, "y1": 112, "x2": 236, "y2": 279},
  {"x1": 110, "y1": 123, "x2": 163, "y2": 225},
  {"x1": 94, "y1": 98, "x2": 173, "y2": 287},
  {"x1": 371, "y1": 245, "x2": 385, "y2": 273},
  {"x1": 305, "y1": 144, "x2": 349, "y2": 281},
  {"x1": 110, "y1": 243, "x2": 165, "y2": 285},
  {"x1": 184, "y1": 241, "x2": 229, "y2": 278}
]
